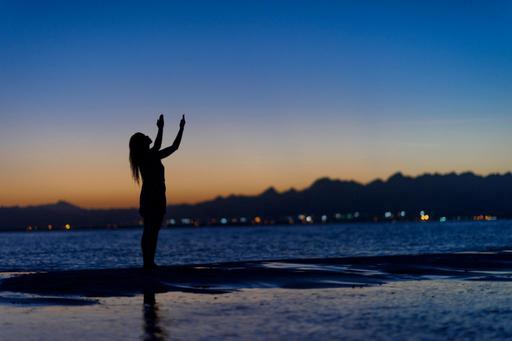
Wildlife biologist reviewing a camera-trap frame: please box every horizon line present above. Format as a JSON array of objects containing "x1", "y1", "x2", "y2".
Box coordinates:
[{"x1": 2, "y1": 169, "x2": 511, "y2": 210}]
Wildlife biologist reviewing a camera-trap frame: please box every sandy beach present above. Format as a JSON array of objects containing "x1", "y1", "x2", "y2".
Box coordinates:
[
  {"x1": 3, "y1": 251, "x2": 512, "y2": 339},
  {"x1": 3, "y1": 280, "x2": 512, "y2": 340}
]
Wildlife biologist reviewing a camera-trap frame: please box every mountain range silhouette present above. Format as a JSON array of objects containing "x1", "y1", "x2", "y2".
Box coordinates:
[{"x1": 2, "y1": 171, "x2": 512, "y2": 230}]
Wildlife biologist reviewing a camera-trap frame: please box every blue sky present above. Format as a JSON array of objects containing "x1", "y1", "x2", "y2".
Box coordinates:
[{"x1": 1, "y1": 1, "x2": 511, "y2": 207}]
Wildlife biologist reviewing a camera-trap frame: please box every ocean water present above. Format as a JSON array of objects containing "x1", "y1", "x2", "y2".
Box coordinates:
[
  {"x1": 4, "y1": 221, "x2": 512, "y2": 340},
  {"x1": 1, "y1": 220, "x2": 512, "y2": 271}
]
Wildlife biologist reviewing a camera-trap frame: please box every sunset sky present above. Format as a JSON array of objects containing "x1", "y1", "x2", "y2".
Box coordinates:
[{"x1": 1, "y1": 1, "x2": 512, "y2": 208}]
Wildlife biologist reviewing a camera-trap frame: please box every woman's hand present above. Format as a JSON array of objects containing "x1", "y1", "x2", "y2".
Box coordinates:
[
  {"x1": 180, "y1": 114, "x2": 186, "y2": 129},
  {"x1": 157, "y1": 114, "x2": 164, "y2": 129}
]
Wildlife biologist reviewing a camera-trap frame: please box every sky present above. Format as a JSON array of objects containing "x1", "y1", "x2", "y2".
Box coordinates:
[{"x1": 1, "y1": 0, "x2": 511, "y2": 208}]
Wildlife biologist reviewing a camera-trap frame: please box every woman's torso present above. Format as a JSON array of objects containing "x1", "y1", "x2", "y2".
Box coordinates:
[{"x1": 139, "y1": 151, "x2": 166, "y2": 216}]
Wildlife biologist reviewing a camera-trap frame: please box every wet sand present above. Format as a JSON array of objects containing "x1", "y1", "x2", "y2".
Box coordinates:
[
  {"x1": 3, "y1": 251, "x2": 512, "y2": 340},
  {"x1": 3, "y1": 251, "x2": 512, "y2": 297},
  {"x1": 2, "y1": 281, "x2": 512, "y2": 340}
]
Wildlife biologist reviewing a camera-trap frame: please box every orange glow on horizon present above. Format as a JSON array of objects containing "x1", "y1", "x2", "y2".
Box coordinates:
[
  {"x1": 2, "y1": 166, "x2": 512, "y2": 209},
  {"x1": 1, "y1": 136, "x2": 512, "y2": 209}
]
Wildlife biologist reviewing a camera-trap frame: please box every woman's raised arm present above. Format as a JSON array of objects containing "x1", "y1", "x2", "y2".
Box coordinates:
[
  {"x1": 159, "y1": 115, "x2": 186, "y2": 159},
  {"x1": 150, "y1": 114, "x2": 164, "y2": 152}
]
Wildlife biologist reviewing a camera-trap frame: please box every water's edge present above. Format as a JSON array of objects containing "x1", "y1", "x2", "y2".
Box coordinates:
[{"x1": 3, "y1": 251, "x2": 512, "y2": 303}]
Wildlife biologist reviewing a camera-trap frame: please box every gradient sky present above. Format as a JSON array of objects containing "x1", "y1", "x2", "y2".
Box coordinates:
[{"x1": 1, "y1": 1, "x2": 511, "y2": 208}]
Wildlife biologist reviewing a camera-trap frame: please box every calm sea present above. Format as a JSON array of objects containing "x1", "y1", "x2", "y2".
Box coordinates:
[{"x1": 1, "y1": 221, "x2": 512, "y2": 272}]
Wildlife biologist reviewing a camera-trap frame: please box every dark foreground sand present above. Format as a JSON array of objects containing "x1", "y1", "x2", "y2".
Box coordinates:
[
  {"x1": 2, "y1": 281, "x2": 512, "y2": 340},
  {"x1": 4, "y1": 251, "x2": 512, "y2": 296},
  {"x1": 3, "y1": 252, "x2": 512, "y2": 340}
]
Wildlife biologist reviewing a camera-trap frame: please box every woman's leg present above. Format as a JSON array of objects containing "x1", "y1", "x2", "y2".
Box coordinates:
[
  {"x1": 142, "y1": 214, "x2": 163, "y2": 269},
  {"x1": 149, "y1": 226, "x2": 161, "y2": 265},
  {"x1": 141, "y1": 219, "x2": 151, "y2": 267}
]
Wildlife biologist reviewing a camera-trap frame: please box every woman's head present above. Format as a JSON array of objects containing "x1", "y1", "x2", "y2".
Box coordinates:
[{"x1": 129, "y1": 132, "x2": 152, "y2": 183}]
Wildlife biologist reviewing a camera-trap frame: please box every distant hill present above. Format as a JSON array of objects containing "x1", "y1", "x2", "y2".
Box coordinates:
[
  {"x1": 0, "y1": 200, "x2": 140, "y2": 230},
  {"x1": 169, "y1": 171, "x2": 512, "y2": 220},
  {"x1": 2, "y1": 171, "x2": 512, "y2": 230}
]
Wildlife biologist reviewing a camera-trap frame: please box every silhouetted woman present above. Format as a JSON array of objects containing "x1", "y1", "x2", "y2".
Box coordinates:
[{"x1": 129, "y1": 114, "x2": 186, "y2": 269}]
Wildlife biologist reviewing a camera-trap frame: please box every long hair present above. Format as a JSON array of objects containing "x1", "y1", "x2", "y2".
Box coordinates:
[{"x1": 129, "y1": 132, "x2": 147, "y2": 184}]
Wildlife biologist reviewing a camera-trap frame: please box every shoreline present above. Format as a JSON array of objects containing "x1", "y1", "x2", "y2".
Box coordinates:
[{"x1": 3, "y1": 250, "x2": 512, "y2": 300}]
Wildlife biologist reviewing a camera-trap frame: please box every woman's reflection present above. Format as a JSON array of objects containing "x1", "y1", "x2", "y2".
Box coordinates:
[{"x1": 143, "y1": 290, "x2": 167, "y2": 341}]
